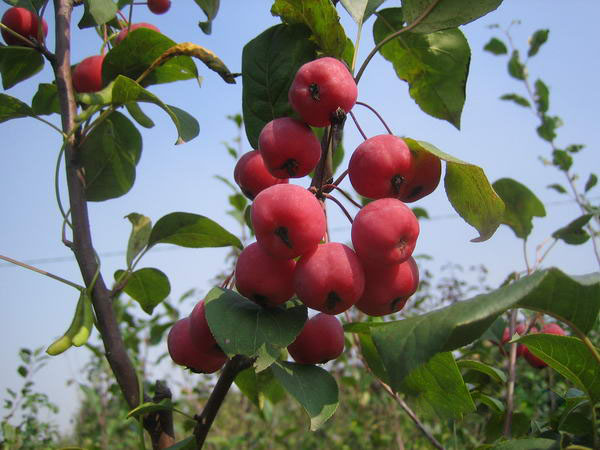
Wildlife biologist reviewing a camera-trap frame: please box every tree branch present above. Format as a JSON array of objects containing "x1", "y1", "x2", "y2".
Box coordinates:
[
  {"x1": 52, "y1": 1, "x2": 173, "y2": 448},
  {"x1": 194, "y1": 355, "x2": 254, "y2": 447}
]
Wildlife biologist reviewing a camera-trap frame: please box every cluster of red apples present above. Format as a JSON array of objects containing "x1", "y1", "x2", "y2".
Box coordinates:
[
  {"x1": 168, "y1": 56, "x2": 443, "y2": 373},
  {"x1": 501, "y1": 321, "x2": 566, "y2": 369},
  {"x1": 1, "y1": 2, "x2": 170, "y2": 94}
]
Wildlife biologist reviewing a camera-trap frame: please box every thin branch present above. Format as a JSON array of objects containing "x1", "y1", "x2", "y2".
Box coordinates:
[
  {"x1": 354, "y1": 0, "x2": 442, "y2": 84},
  {"x1": 0, "y1": 254, "x2": 83, "y2": 290},
  {"x1": 503, "y1": 309, "x2": 518, "y2": 437},
  {"x1": 355, "y1": 101, "x2": 393, "y2": 134},
  {"x1": 322, "y1": 184, "x2": 362, "y2": 209},
  {"x1": 322, "y1": 193, "x2": 354, "y2": 224},
  {"x1": 349, "y1": 110, "x2": 368, "y2": 140},
  {"x1": 194, "y1": 356, "x2": 254, "y2": 447}
]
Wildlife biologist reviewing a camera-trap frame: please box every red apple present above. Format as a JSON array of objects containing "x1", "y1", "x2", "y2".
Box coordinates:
[{"x1": 288, "y1": 313, "x2": 345, "y2": 364}]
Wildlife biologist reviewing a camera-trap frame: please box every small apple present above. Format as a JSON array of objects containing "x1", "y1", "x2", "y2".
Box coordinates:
[
  {"x1": 1, "y1": 7, "x2": 47, "y2": 46},
  {"x1": 72, "y1": 55, "x2": 105, "y2": 93},
  {"x1": 115, "y1": 22, "x2": 160, "y2": 44},
  {"x1": 147, "y1": 0, "x2": 171, "y2": 14},
  {"x1": 288, "y1": 313, "x2": 345, "y2": 365}
]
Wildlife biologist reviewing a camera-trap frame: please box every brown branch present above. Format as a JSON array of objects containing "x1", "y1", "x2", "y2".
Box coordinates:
[
  {"x1": 194, "y1": 355, "x2": 254, "y2": 447},
  {"x1": 52, "y1": 1, "x2": 173, "y2": 448}
]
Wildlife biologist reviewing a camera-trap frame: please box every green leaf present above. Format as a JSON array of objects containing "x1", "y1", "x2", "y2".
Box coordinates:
[
  {"x1": 125, "y1": 102, "x2": 155, "y2": 128},
  {"x1": 242, "y1": 24, "x2": 316, "y2": 149},
  {"x1": 537, "y1": 115, "x2": 562, "y2": 142},
  {"x1": 194, "y1": 0, "x2": 219, "y2": 34},
  {"x1": 271, "y1": 0, "x2": 347, "y2": 59},
  {"x1": 31, "y1": 83, "x2": 60, "y2": 115},
  {"x1": 17, "y1": 365, "x2": 28, "y2": 377},
  {"x1": 566, "y1": 144, "x2": 585, "y2": 153},
  {"x1": 508, "y1": 50, "x2": 526, "y2": 80},
  {"x1": 547, "y1": 183, "x2": 567, "y2": 194},
  {"x1": 271, "y1": 361, "x2": 338, "y2": 430},
  {"x1": 0, "y1": 46, "x2": 44, "y2": 89},
  {"x1": 0, "y1": 93, "x2": 34, "y2": 123},
  {"x1": 127, "y1": 399, "x2": 172, "y2": 419},
  {"x1": 402, "y1": 0, "x2": 503, "y2": 33},
  {"x1": 79, "y1": 75, "x2": 199, "y2": 144},
  {"x1": 204, "y1": 287, "x2": 307, "y2": 369},
  {"x1": 102, "y1": 28, "x2": 198, "y2": 87},
  {"x1": 235, "y1": 367, "x2": 286, "y2": 412},
  {"x1": 518, "y1": 334, "x2": 600, "y2": 403},
  {"x1": 228, "y1": 193, "x2": 247, "y2": 212},
  {"x1": 148, "y1": 212, "x2": 242, "y2": 250},
  {"x1": 412, "y1": 207, "x2": 429, "y2": 219},
  {"x1": 373, "y1": 8, "x2": 471, "y2": 129},
  {"x1": 346, "y1": 268, "x2": 600, "y2": 392},
  {"x1": 80, "y1": 111, "x2": 142, "y2": 201},
  {"x1": 457, "y1": 360, "x2": 507, "y2": 384},
  {"x1": 534, "y1": 79, "x2": 549, "y2": 113},
  {"x1": 124, "y1": 213, "x2": 152, "y2": 267},
  {"x1": 484, "y1": 37, "x2": 508, "y2": 55},
  {"x1": 585, "y1": 174, "x2": 597, "y2": 192},
  {"x1": 408, "y1": 139, "x2": 505, "y2": 242},
  {"x1": 528, "y1": 29, "x2": 549, "y2": 57},
  {"x1": 552, "y1": 214, "x2": 593, "y2": 246},
  {"x1": 471, "y1": 392, "x2": 505, "y2": 414},
  {"x1": 115, "y1": 268, "x2": 171, "y2": 315},
  {"x1": 500, "y1": 94, "x2": 530, "y2": 108},
  {"x1": 339, "y1": 0, "x2": 385, "y2": 24},
  {"x1": 491, "y1": 438, "x2": 557, "y2": 450},
  {"x1": 552, "y1": 149, "x2": 573, "y2": 171},
  {"x1": 401, "y1": 352, "x2": 475, "y2": 419},
  {"x1": 492, "y1": 178, "x2": 546, "y2": 239},
  {"x1": 78, "y1": 0, "x2": 118, "y2": 29}
]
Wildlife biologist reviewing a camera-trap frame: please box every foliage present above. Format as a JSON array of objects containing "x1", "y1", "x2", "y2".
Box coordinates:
[{"x1": 0, "y1": 0, "x2": 599, "y2": 449}]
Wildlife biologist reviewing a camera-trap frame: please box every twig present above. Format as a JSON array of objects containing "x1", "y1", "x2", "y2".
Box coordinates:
[
  {"x1": 322, "y1": 193, "x2": 354, "y2": 224},
  {"x1": 322, "y1": 184, "x2": 362, "y2": 209},
  {"x1": 0, "y1": 254, "x2": 83, "y2": 291},
  {"x1": 349, "y1": 111, "x2": 368, "y2": 140},
  {"x1": 354, "y1": 0, "x2": 443, "y2": 84},
  {"x1": 356, "y1": 101, "x2": 393, "y2": 134},
  {"x1": 194, "y1": 355, "x2": 254, "y2": 447},
  {"x1": 503, "y1": 309, "x2": 518, "y2": 437}
]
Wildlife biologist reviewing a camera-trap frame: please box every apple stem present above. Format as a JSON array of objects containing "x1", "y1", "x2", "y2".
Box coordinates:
[
  {"x1": 349, "y1": 111, "x2": 368, "y2": 141},
  {"x1": 356, "y1": 101, "x2": 394, "y2": 135},
  {"x1": 322, "y1": 184, "x2": 362, "y2": 209},
  {"x1": 322, "y1": 193, "x2": 353, "y2": 224}
]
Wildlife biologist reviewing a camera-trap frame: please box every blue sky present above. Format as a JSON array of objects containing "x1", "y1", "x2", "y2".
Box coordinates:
[{"x1": 1, "y1": 0, "x2": 599, "y2": 433}]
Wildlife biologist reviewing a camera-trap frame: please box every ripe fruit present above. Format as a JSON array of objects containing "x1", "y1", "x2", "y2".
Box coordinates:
[
  {"x1": 522, "y1": 323, "x2": 566, "y2": 369},
  {"x1": 115, "y1": 22, "x2": 160, "y2": 44},
  {"x1": 288, "y1": 57, "x2": 358, "y2": 127},
  {"x1": 1, "y1": 7, "x2": 47, "y2": 46},
  {"x1": 356, "y1": 256, "x2": 419, "y2": 316},
  {"x1": 294, "y1": 243, "x2": 365, "y2": 315},
  {"x1": 235, "y1": 242, "x2": 296, "y2": 307},
  {"x1": 72, "y1": 55, "x2": 105, "y2": 93},
  {"x1": 351, "y1": 198, "x2": 419, "y2": 267},
  {"x1": 258, "y1": 117, "x2": 321, "y2": 178},
  {"x1": 398, "y1": 150, "x2": 442, "y2": 203},
  {"x1": 501, "y1": 322, "x2": 530, "y2": 357},
  {"x1": 233, "y1": 150, "x2": 288, "y2": 200},
  {"x1": 147, "y1": 0, "x2": 171, "y2": 14},
  {"x1": 188, "y1": 300, "x2": 228, "y2": 359},
  {"x1": 348, "y1": 135, "x2": 413, "y2": 200},
  {"x1": 251, "y1": 184, "x2": 326, "y2": 260},
  {"x1": 167, "y1": 316, "x2": 227, "y2": 373},
  {"x1": 288, "y1": 313, "x2": 345, "y2": 365}
]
